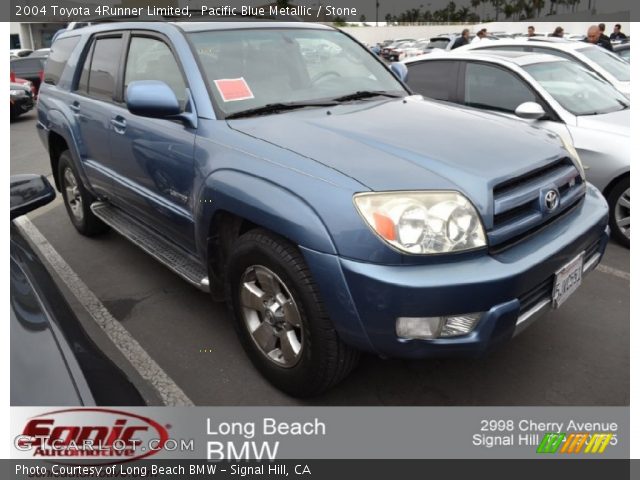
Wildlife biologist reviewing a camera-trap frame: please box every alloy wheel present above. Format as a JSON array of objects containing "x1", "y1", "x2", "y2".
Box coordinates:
[
  {"x1": 63, "y1": 167, "x2": 84, "y2": 223},
  {"x1": 239, "y1": 265, "x2": 303, "y2": 368},
  {"x1": 614, "y1": 187, "x2": 630, "y2": 240}
]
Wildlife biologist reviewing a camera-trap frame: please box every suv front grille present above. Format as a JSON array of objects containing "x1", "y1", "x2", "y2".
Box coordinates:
[{"x1": 489, "y1": 158, "x2": 585, "y2": 250}]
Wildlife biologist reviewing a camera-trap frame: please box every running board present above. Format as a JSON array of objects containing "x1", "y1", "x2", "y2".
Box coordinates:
[{"x1": 90, "y1": 202, "x2": 209, "y2": 292}]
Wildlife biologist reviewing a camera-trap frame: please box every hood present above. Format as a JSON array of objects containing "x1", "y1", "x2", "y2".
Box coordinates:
[
  {"x1": 228, "y1": 97, "x2": 567, "y2": 213},
  {"x1": 575, "y1": 108, "x2": 630, "y2": 137}
]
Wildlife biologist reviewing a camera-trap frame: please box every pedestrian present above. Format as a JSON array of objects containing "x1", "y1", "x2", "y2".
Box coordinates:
[
  {"x1": 551, "y1": 26, "x2": 564, "y2": 38},
  {"x1": 451, "y1": 29, "x2": 470, "y2": 49},
  {"x1": 471, "y1": 28, "x2": 488, "y2": 43},
  {"x1": 527, "y1": 26, "x2": 536, "y2": 37},
  {"x1": 586, "y1": 25, "x2": 613, "y2": 51},
  {"x1": 610, "y1": 24, "x2": 628, "y2": 42},
  {"x1": 598, "y1": 23, "x2": 610, "y2": 42}
]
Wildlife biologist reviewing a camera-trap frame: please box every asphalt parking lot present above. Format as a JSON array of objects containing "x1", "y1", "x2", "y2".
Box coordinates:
[{"x1": 11, "y1": 111, "x2": 630, "y2": 406}]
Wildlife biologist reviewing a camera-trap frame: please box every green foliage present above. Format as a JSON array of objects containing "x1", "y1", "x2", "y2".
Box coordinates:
[{"x1": 386, "y1": 0, "x2": 579, "y2": 23}]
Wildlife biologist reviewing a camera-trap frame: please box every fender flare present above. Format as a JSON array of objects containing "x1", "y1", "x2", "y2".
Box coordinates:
[
  {"x1": 196, "y1": 169, "x2": 337, "y2": 256},
  {"x1": 44, "y1": 109, "x2": 93, "y2": 193},
  {"x1": 196, "y1": 169, "x2": 374, "y2": 351}
]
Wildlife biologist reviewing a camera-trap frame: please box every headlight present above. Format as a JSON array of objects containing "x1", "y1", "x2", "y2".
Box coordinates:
[
  {"x1": 558, "y1": 133, "x2": 585, "y2": 180},
  {"x1": 10, "y1": 89, "x2": 25, "y2": 96},
  {"x1": 354, "y1": 191, "x2": 487, "y2": 254}
]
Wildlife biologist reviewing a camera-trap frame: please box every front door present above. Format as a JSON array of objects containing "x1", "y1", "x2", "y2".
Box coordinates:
[{"x1": 107, "y1": 33, "x2": 197, "y2": 251}]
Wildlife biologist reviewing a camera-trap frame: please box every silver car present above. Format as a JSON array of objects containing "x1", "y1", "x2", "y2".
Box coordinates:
[
  {"x1": 403, "y1": 51, "x2": 630, "y2": 246},
  {"x1": 457, "y1": 38, "x2": 631, "y2": 96}
]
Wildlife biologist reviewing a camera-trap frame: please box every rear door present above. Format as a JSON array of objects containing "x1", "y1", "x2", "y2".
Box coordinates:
[
  {"x1": 68, "y1": 33, "x2": 125, "y2": 197},
  {"x1": 107, "y1": 31, "x2": 197, "y2": 250}
]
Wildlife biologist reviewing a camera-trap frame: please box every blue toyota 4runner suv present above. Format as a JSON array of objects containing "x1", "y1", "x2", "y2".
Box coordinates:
[{"x1": 38, "y1": 22, "x2": 609, "y2": 397}]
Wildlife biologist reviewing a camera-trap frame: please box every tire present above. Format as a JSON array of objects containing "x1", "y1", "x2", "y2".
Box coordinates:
[
  {"x1": 58, "y1": 150, "x2": 109, "y2": 236},
  {"x1": 606, "y1": 177, "x2": 630, "y2": 248},
  {"x1": 225, "y1": 229, "x2": 359, "y2": 397}
]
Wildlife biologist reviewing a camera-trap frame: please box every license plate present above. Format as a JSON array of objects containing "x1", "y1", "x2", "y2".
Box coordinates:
[{"x1": 552, "y1": 253, "x2": 584, "y2": 308}]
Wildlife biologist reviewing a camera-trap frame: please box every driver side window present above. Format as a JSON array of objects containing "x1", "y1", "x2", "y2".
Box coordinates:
[
  {"x1": 124, "y1": 36, "x2": 187, "y2": 109},
  {"x1": 464, "y1": 62, "x2": 535, "y2": 113}
]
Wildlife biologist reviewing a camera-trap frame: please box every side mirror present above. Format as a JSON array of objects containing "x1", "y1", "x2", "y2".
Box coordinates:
[
  {"x1": 390, "y1": 62, "x2": 408, "y2": 82},
  {"x1": 10, "y1": 174, "x2": 56, "y2": 220},
  {"x1": 126, "y1": 80, "x2": 181, "y2": 118},
  {"x1": 515, "y1": 101, "x2": 546, "y2": 120}
]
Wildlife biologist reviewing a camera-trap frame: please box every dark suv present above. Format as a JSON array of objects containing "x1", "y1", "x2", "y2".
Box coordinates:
[{"x1": 37, "y1": 22, "x2": 609, "y2": 396}]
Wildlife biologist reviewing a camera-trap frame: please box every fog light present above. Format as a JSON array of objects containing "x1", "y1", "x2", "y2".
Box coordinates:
[
  {"x1": 396, "y1": 313, "x2": 483, "y2": 340},
  {"x1": 396, "y1": 317, "x2": 442, "y2": 339},
  {"x1": 440, "y1": 313, "x2": 483, "y2": 337}
]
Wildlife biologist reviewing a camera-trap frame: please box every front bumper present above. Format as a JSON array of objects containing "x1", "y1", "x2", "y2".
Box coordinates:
[{"x1": 302, "y1": 184, "x2": 609, "y2": 358}]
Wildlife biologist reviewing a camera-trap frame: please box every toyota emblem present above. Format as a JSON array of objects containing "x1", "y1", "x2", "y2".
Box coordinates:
[{"x1": 543, "y1": 189, "x2": 560, "y2": 212}]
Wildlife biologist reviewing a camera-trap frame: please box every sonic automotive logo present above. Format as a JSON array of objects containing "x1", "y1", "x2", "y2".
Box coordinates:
[{"x1": 15, "y1": 408, "x2": 169, "y2": 461}]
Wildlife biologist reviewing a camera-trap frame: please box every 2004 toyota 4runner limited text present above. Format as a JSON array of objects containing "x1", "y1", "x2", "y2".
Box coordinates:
[{"x1": 37, "y1": 22, "x2": 609, "y2": 396}]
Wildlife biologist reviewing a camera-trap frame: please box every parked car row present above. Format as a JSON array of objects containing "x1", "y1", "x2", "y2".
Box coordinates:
[{"x1": 402, "y1": 38, "x2": 630, "y2": 247}]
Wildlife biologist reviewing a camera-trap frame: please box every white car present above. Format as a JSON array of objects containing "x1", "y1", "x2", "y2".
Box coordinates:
[
  {"x1": 403, "y1": 50, "x2": 630, "y2": 245},
  {"x1": 456, "y1": 37, "x2": 630, "y2": 96}
]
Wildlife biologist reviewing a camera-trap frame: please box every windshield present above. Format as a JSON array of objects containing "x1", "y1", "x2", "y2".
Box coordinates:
[
  {"x1": 189, "y1": 28, "x2": 406, "y2": 117},
  {"x1": 576, "y1": 45, "x2": 630, "y2": 81},
  {"x1": 524, "y1": 60, "x2": 629, "y2": 116}
]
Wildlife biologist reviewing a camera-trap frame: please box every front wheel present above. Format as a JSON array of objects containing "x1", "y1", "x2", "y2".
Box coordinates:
[
  {"x1": 607, "y1": 177, "x2": 630, "y2": 248},
  {"x1": 225, "y1": 229, "x2": 359, "y2": 397}
]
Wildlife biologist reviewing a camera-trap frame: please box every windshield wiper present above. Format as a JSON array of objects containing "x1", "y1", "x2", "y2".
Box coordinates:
[
  {"x1": 331, "y1": 90, "x2": 405, "y2": 103},
  {"x1": 226, "y1": 101, "x2": 337, "y2": 119}
]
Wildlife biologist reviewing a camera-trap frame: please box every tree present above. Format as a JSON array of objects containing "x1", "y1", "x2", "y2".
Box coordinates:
[
  {"x1": 490, "y1": 0, "x2": 504, "y2": 20},
  {"x1": 333, "y1": 16, "x2": 347, "y2": 27},
  {"x1": 531, "y1": 0, "x2": 545, "y2": 17}
]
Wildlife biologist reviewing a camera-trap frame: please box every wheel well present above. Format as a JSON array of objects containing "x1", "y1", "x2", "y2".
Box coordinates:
[
  {"x1": 206, "y1": 211, "x2": 259, "y2": 297},
  {"x1": 602, "y1": 172, "x2": 629, "y2": 200},
  {"x1": 48, "y1": 132, "x2": 69, "y2": 191}
]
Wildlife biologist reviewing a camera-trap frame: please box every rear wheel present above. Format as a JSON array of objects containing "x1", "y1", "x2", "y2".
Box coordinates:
[
  {"x1": 226, "y1": 229, "x2": 359, "y2": 397},
  {"x1": 58, "y1": 151, "x2": 109, "y2": 236},
  {"x1": 607, "y1": 177, "x2": 630, "y2": 248}
]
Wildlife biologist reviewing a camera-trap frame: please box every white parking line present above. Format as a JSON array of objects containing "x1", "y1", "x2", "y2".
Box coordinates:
[
  {"x1": 14, "y1": 216, "x2": 195, "y2": 407},
  {"x1": 596, "y1": 264, "x2": 630, "y2": 281}
]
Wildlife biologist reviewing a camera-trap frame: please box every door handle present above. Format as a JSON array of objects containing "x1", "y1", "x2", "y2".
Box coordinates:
[
  {"x1": 69, "y1": 102, "x2": 80, "y2": 113},
  {"x1": 110, "y1": 117, "x2": 127, "y2": 134}
]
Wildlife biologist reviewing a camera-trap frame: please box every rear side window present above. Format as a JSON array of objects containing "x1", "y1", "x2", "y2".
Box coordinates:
[
  {"x1": 44, "y1": 36, "x2": 81, "y2": 85},
  {"x1": 464, "y1": 63, "x2": 535, "y2": 113},
  {"x1": 406, "y1": 61, "x2": 458, "y2": 101},
  {"x1": 78, "y1": 36, "x2": 123, "y2": 101}
]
